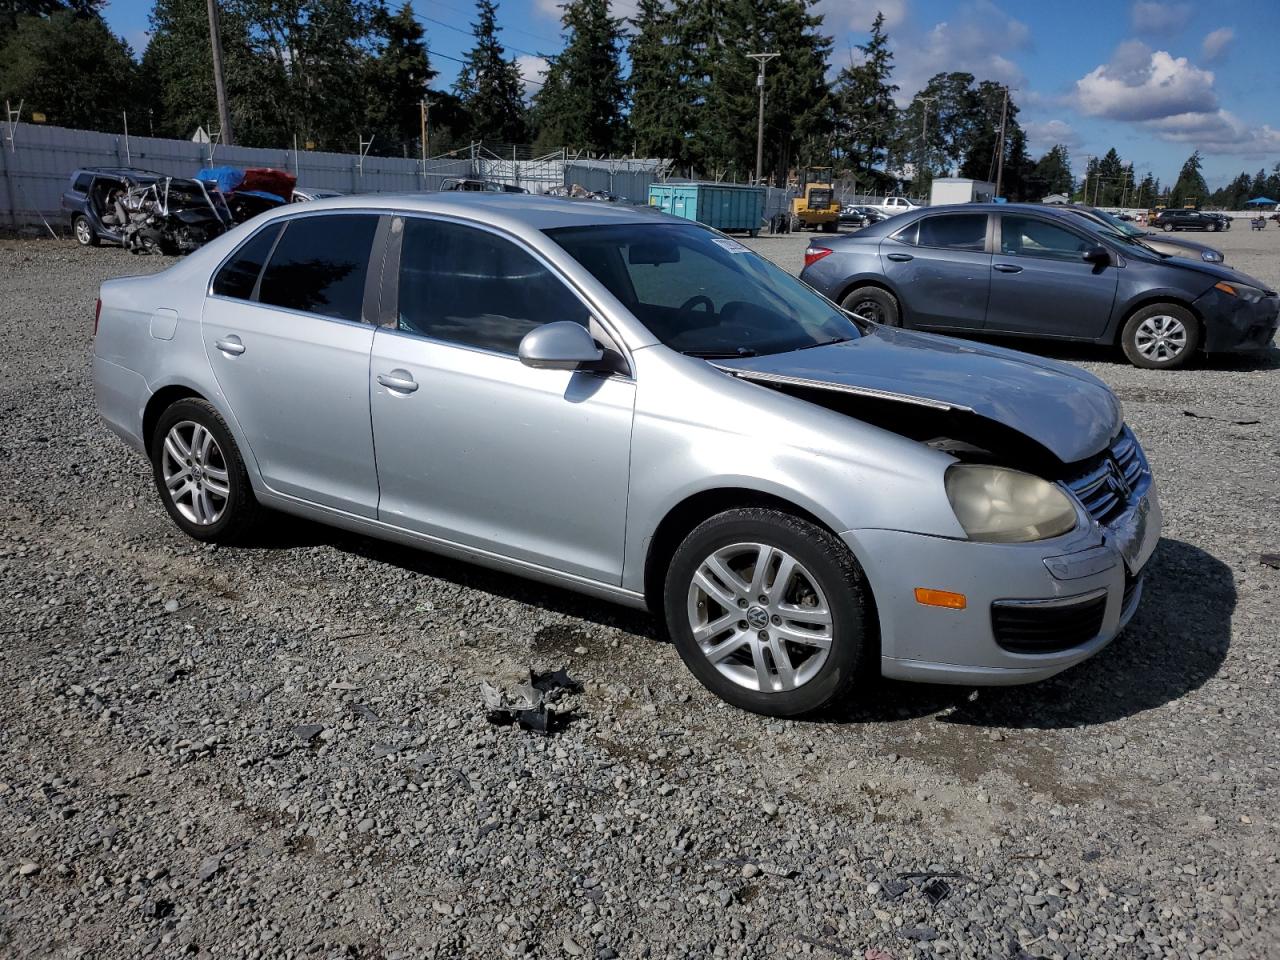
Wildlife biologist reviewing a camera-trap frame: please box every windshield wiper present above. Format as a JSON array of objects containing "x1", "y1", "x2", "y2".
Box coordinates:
[
  {"x1": 796, "y1": 336, "x2": 853, "y2": 350},
  {"x1": 682, "y1": 347, "x2": 758, "y2": 359}
]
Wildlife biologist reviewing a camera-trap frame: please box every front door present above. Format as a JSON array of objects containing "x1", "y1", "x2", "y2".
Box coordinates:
[
  {"x1": 369, "y1": 216, "x2": 635, "y2": 583},
  {"x1": 201, "y1": 213, "x2": 382, "y2": 517},
  {"x1": 881, "y1": 212, "x2": 992, "y2": 330},
  {"x1": 985, "y1": 214, "x2": 1119, "y2": 340}
]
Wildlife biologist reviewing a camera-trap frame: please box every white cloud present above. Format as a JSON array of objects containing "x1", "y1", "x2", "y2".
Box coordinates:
[
  {"x1": 1073, "y1": 44, "x2": 1216, "y2": 121},
  {"x1": 1024, "y1": 119, "x2": 1082, "y2": 154},
  {"x1": 816, "y1": 0, "x2": 909, "y2": 32},
  {"x1": 1130, "y1": 1, "x2": 1192, "y2": 36},
  {"x1": 1147, "y1": 109, "x2": 1280, "y2": 155},
  {"x1": 515, "y1": 54, "x2": 548, "y2": 96},
  {"x1": 891, "y1": 0, "x2": 1029, "y2": 104},
  {"x1": 536, "y1": 0, "x2": 637, "y2": 19},
  {"x1": 1200, "y1": 27, "x2": 1234, "y2": 64}
]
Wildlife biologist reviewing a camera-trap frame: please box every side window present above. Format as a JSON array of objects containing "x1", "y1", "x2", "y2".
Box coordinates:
[
  {"x1": 211, "y1": 224, "x2": 282, "y2": 300},
  {"x1": 1000, "y1": 216, "x2": 1091, "y2": 261},
  {"x1": 258, "y1": 214, "x2": 379, "y2": 322},
  {"x1": 891, "y1": 221, "x2": 919, "y2": 246},
  {"x1": 916, "y1": 214, "x2": 987, "y2": 251},
  {"x1": 73, "y1": 173, "x2": 93, "y2": 193},
  {"x1": 396, "y1": 218, "x2": 590, "y2": 354}
]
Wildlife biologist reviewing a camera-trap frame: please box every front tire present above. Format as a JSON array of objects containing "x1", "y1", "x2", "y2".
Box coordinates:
[
  {"x1": 1121, "y1": 303, "x2": 1199, "y2": 369},
  {"x1": 1162, "y1": 223, "x2": 1174, "y2": 232},
  {"x1": 151, "y1": 398, "x2": 259, "y2": 542},
  {"x1": 664, "y1": 508, "x2": 874, "y2": 717},
  {"x1": 841, "y1": 286, "x2": 901, "y2": 326}
]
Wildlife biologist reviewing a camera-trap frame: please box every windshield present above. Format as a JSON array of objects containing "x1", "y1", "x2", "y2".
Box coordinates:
[
  {"x1": 1089, "y1": 208, "x2": 1144, "y2": 237},
  {"x1": 546, "y1": 222, "x2": 860, "y2": 358}
]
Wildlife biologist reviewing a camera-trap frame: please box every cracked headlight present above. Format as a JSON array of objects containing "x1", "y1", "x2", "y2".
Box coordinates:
[{"x1": 945, "y1": 465, "x2": 1077, "y2": 543}]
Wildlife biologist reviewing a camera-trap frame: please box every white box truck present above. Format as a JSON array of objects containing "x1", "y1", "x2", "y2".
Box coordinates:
[{"x1": 930, "y1": 177, "x2": 997, "y2": 206}]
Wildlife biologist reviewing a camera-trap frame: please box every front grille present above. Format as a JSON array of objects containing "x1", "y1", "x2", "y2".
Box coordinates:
[
  {"x1": 1063, "y1": 428, "x2": 1149, "y2": 526},
  {"x1": 992, "y1": 591, "x2": 1108, "y2": 654}
]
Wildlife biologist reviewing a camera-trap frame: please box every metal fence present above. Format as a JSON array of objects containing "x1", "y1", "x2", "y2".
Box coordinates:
[{"x1": 0, "y1": 122, "x2": 676, "y2": 230}]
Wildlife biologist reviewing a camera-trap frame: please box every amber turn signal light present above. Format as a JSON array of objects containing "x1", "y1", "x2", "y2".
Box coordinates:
[{"x1": 914, "y1": 588, "x2": 967, "y2": 610}]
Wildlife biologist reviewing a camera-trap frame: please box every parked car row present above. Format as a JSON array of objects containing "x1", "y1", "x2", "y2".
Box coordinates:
[
  {"x1": 801, "y1": 202, "x2": 1279, "y2": 370},
  {"x1": 94, "y1": 193, "x2": 1164, "y2": 716}
]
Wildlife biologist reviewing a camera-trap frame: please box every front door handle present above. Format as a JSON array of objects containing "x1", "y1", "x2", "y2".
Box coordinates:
[
  {"x1": 993, "y1": 263, "x2": 1023, "y2": 273},
  {"x1": 886, "y1": 252, "x2": 914, "y2": 262},
  {"x1": 377, "y1": 370, "x2": 419, "y2": 394},
  {"x1": 215, "y1": 335, "x2": 245, "y2": 356}
]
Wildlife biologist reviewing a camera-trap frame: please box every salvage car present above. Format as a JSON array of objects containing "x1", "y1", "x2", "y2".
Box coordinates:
[
  {"x1": 63, "y1": 167, "x2": 230, "y2": 253},
  {"x1": 1060, "y1": 204, "x2": 1225, "y2": 264},
  {"x1": 802, "y1": 203, "x2": 1279, "y2": 369},
  {"x1": 95, "y1": 194, "x2": 1162, "y2": 716}
]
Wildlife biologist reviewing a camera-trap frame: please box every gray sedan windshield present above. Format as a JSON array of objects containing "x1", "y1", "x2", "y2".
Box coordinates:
[{"x1": 547, "y1": 223, "x2": 859, "y2": 357}]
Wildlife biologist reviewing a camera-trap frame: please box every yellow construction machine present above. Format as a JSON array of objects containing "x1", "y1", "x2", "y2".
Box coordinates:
[{"x1": 790, "y1": 167, "x2": 839, "y2": 232}]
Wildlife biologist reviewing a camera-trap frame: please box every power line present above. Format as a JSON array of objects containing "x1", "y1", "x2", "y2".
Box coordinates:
[
  {"x1": 421, "y1": 0, "x2": 563, "y2": 46},
  {"x1": 417, "y1": 12, "x2": 545, "y2": 59},
  {"x1": 426, "y1": 47, "x2": 545, "y2": 88}
]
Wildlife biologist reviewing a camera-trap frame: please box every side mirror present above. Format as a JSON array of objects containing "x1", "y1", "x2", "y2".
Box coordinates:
[
  {"x1": 1082, "y1": 245, "x2": 1110, "y2": 265},
  {"x1": 518, "y1": 321, "x2": 604, "y2": 370}
]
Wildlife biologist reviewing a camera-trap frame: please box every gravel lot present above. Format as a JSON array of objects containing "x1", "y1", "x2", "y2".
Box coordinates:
[{"x1": 1, "y1": 227, "x2": 1278, "y2": 959}]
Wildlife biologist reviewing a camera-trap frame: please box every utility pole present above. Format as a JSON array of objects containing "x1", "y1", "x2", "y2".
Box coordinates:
[
  {"x1": 747, "y1": 52, "x2": 779, "y2": 185},
  {"x1": 206, "y1": 0, "x2": 234, "y2": 146},
  {"x1": 918, "y1": 96, "x2": 936, "y2": 186},
  {"x1": 419, "y1": 98, "x2": 430, "y2": 165},
  {"x1": 994, "y1": 85, "x2": 1009, "y2": 198},
  {"x1": 1079, "y1": 154, "x2": 1094, "y2": 205}
]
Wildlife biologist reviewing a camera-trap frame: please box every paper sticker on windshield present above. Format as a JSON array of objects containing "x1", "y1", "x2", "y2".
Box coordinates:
[{"x1": 712, "y1": 237, "x2": 751, "y2": 254}]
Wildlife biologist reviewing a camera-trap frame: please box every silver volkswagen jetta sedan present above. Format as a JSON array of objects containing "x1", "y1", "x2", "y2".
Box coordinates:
[{"x1": 94, "y1": 193, "x2": 1161, "y2": 716}]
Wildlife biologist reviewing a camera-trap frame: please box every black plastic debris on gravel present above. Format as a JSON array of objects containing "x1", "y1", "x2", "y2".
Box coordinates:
[
  {"x1": 481, "y1": 668, "x2": 583, "y2": 736},
  {"x1": 1260, "y1": 553, "x2": 1280, "y2": 570}
]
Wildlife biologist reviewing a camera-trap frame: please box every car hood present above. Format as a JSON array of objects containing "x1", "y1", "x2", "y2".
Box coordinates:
[{"x1": 715, "y1": 326, "x2": 1122, "y2": 464}]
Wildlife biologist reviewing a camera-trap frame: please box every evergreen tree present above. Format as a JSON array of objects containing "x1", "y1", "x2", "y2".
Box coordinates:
[
  {"x1": 834, "y1": 12, "x2": 897, "y2": 184},
  {"x1": 892, "y1": 72, "x2": 978, "y2": 182},
  {"x1": 0, "y1": 11, "x2": 138, "y2": 130},
  {"x1": 1170, "y1": 150, "x2": 1208, "y2": 207},
  {"x1": 531, "y1": 0, "x2": 627, "y2": 154},
  {"x1": 626, "y1": 0, "x2": 684, "y2": 160},
  {"x1": 1034, "y1": 145, "x2": 1073, "y2": 197},
  {"x1": 364, "y1": 1, "x2": 436, "y2": 156},
  {"x1": 958, "y1": 81, "x2": 1014, "y2": 184},
  {"x1": 2, "y1": 0, "x2": 101, "y2": 30},
  {"x1": 453, "y1": 0, "x2": 527, "y2": 145},
  {"x1": 1135, "y1": 170, "x2": 1157, "y2": 209}
]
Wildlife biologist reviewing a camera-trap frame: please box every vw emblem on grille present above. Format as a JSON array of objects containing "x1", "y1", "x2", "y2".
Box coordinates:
[{"x1": 1105, "y1": 458, "x2": 1132, "y2": 500}]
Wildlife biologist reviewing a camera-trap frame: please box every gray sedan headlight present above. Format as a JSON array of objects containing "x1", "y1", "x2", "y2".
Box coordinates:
[
  {"x1": 945, "y1": 465, "x2": 1077, "y2": 543},
  {"x1": 1214, "y1": 280, "x2": 1265, "y2": 303},
  {"x1": 1201, "y1": 250, "x2": 1223, "y2": 263}
]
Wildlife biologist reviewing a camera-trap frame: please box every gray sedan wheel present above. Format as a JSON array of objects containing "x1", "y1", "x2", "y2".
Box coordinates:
[
  {"x1": 841, "y1": 286, "x2": 901, "y2": 326},
  {"x1": 151, "y1": 398, "x2": 259, "y2": 542},
  {"x1": 665, "y1": 508, "x2": 873, "y2": 716},
  {"x1": 1121, "y1": 304, "x2": 1200, "y2": 370}
]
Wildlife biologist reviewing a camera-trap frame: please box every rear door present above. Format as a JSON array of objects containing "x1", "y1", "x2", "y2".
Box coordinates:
[
  {"x1": 201, "y1": 212, "x2": 384, "y2": 516},
  {"x1": 984, "y1": 213, "x2": 1119, "y2": 340},
  {"x1": 880, "y1": 212, "x2": 992, "y2": 330}
]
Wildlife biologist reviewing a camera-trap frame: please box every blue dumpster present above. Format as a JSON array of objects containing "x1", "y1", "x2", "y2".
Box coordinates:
[{"x1": 647, "y1": 182, "x2": 766, "y2": 235}]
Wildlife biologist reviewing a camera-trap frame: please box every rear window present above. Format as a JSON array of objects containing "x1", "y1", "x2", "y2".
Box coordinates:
[
  {"x1": 257, "y1": 214, "x2": 379, "y2": 322},
  {"x1": 73, "y1": 173, "x2": 93, "y2": 193},
  {"x1": 212, "y1": 224, "x2": 282, "y2": 300}
]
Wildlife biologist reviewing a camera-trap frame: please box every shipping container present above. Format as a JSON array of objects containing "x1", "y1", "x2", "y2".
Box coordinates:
[{"x1": 646, "y1": 182, "x2": 765, "y2": 235}]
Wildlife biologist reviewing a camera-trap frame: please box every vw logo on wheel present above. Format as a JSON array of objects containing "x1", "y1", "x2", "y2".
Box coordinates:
[{"x1": 746, "y1": 606, "x2": 770, "y2": 630}]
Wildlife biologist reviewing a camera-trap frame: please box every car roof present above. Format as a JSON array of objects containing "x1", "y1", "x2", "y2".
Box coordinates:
[
  {"x1": 77, "y1": 167, "x2": 163, "y2": 177},
  {"x1": 273, "y1": 191, "x2": 671, "y2": 231}
]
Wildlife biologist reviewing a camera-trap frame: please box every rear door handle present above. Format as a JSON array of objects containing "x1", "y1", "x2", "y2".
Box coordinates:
[
  {"x1": 377, "y1": 370, "x2": 419, "y2": 394},
  {"x1": 993, "y1": 263, "x2": 1023, "y2": 273},
  {"x1": 215, "y1": 335, "x2": 245, "y2": 356},
  {"x1": 886, "y1": 252, "x2": 913, "y2": 262}
]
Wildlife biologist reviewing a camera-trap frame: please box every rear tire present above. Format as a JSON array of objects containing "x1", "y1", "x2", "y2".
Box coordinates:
[
  {"x1": 1121, "y1": 303, "x2": 1199, "y2": 369},
  {"x1": 841, "y1": 286, "x2": 901, "y2": 326},
  {"x1": 1162, "y1": 223, "x2": 1174, "y2": 232},
  {"x1": 151, "y1": 398, "x2": 260, "y2": 543},
  {"x1": 664, "y1": 508, "x2": 874, "y2": 717},
  {"x1": 74, "y1": 215, "x2": 98, "y2": 246}
]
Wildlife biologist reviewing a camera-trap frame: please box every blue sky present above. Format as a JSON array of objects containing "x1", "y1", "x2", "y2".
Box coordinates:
[{"x1": 100, "y1": 0, "x2": 1280, "y2": 188}]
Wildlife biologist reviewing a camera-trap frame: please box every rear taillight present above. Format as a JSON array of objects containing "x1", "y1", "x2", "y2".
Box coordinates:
[
  {"x1": 94, "y1": 298, "x2": 101, "y2": 336},
  {"x1": 804, "y1": 247, "x2": 833, "y2": 269}
]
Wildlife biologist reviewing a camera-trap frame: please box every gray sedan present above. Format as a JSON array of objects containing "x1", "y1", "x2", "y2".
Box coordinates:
[{"x1": 94, "y1": 194, "x2": 1161, "y2": 716}]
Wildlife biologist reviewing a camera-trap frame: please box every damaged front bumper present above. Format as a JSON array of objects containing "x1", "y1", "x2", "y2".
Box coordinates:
[
  {"x1": 842, "y1": 483, "x2": 1162, "y2": 686},
  {"x1": 1195, "y1": 286, "x2": 1280, "y2": 353}
]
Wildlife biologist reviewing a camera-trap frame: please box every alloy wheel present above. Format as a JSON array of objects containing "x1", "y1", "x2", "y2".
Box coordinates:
[
  {"x1": 160, "y1": 420, "x2": 230, "y2": 525},
  {"x1": 686, "y1": 542, "x2": 833, "y2": 693},
  {"x1": 1134, "y1": 314, "x2": 1188, "y2": 364},
  {"x1": 75, "y1": 218, "x2": 92, "y2": 244}
]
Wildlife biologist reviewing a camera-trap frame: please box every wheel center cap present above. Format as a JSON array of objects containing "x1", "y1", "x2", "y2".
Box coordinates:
[{"x1": 746, "y1": 606, "x2": 770, "y2": 630}]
